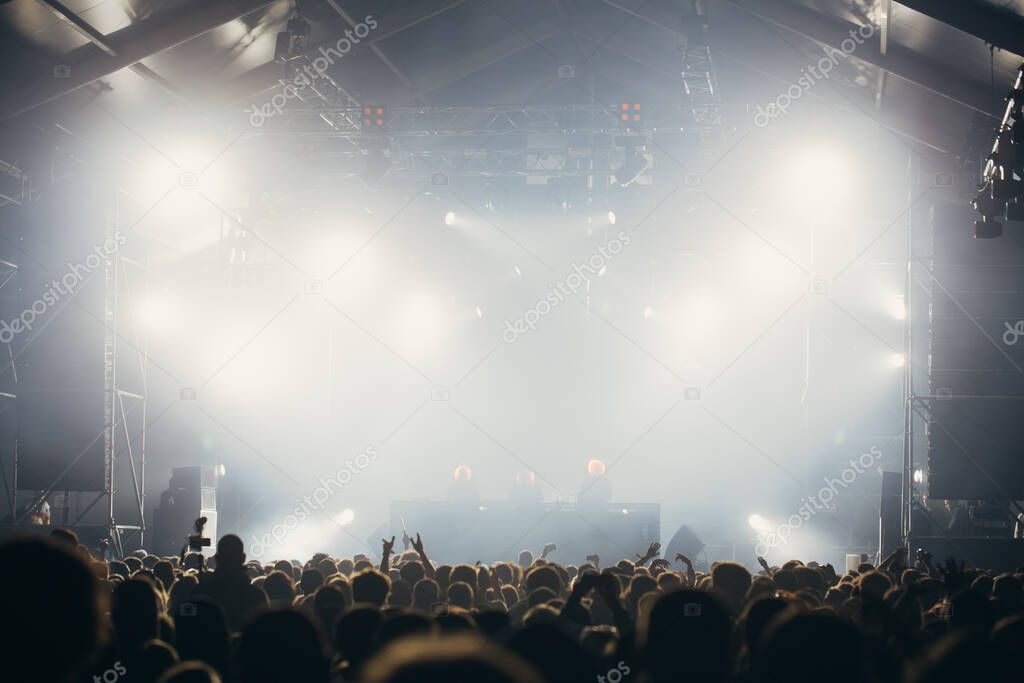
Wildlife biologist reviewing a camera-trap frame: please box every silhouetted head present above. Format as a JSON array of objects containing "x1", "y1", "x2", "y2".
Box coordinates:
[
  {"x1": 157, "y1": 661, "x2": 222, "y2": 683},
  {"x1": 214, "y1": 535, "x2": 245, "y2": 571},
  {"x1": 333, "y1": 606, "x2": 383, "y2": 678},
  {"x1": 237, "y1": 609, "x2": 329, "y2": 683},
  {"x1": 757, "y1": 612, "x2": 866, "y2": 683},
  {"x1": 363, "y1": 634, "x2": 541, "y2": 683},
  {"x1": 352, "y1": 569, "x2": 390, "y2": 606},
  {"x1": 0, "y1": 537, "x2": 103, "y2": 682},
  {"x1": 643, "y1": 589, "x2": 732, "y2": 683}
]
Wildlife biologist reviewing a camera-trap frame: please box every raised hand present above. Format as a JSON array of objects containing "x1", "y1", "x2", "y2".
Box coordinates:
[
  {"x1": 676, "y1": 553, "x2": 696, "y2": 586},
  {"x1": 379, "y1": 536, "x2": 396, "y2": 573},
  {"x1": 402, "y1": 530, "x2": 412, "y2": 550},
  {"x1": 650, "y1": 558, "x2": 671, "y2": 572},
  {"x1": 585, "y1": 554, "x2": 600, "y2": 568},
  {"x1": 636, "y1": 542, "x2": 661, "y2": 565},
  {"x1": 542, "y1": 542, "x2": 557, "y2": 558},
  {"x1": 410, "y1": 533, "x2": 435, "y2": 579}
]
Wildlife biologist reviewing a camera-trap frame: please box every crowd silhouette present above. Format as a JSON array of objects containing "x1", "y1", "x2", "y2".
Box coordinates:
[{"x1": 3, "y1": 528, "x2": 1021, "y2": 682}]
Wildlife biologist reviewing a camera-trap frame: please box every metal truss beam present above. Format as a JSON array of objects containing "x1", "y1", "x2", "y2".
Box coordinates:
[
  {"x1": 225, "y1": 0, "x2": 469, "y2": 105},
  {"x1": 1, "y1": 0, "x2": 275, "y2": 122},
  {"x1": 254, "y1": 103, "x2": 728, "y2": 138},
  {"x1": 896, "y1": 0, "x2": 1024, "y2": 57},
  {"x1": 731, "y1": 0, "x2": 997, "y2": 116}
]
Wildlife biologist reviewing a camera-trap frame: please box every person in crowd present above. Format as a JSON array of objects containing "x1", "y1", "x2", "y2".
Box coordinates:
[
  {"x1": 447, "y1": 464, "x2": 480, "y2": 506},
  {"x1": 4, "y1": 527, "x2": 1023, "y2": 683}
]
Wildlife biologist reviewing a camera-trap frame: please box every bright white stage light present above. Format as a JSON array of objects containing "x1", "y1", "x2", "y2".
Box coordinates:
[
  {"x1": 680, "y1": 294, "x2": 721, "y2": 337},
  {"x1": 783, "y1": 144, "x2": 853, "y2": 214},
  {"x1": 607, "y1": 211, "x2": 617, "y2": 225},
  {"x1": 444, "y1": 211, "x2": 456, "y2": 226},
  {"x1": 136, "y1": 290, "x2": 179, "y2": 330},
  {"x1": 913, "y1": 469, "x2": 923, "y2": 484},
  {"x1": 217, "y1": 464, "x2": 227, "y2": 477},
  {"x1": 332, "y1": 509, "x2": 355, "y2": 526},
  {"x1": 748, "y1": 514, "x2": 771, "y2": 533},
  {"x1": 395, "y1": 289, "x2": 448, "y2": 354},
  {"x1": 889, "y1": 294, "x2": 907, "y2": 320},
  {"x1": 643, "y1": 305, "x2": 654, "y2": 319},
  {"x1": 889, "y1": 352, "x2": 906, "y2": 368}
]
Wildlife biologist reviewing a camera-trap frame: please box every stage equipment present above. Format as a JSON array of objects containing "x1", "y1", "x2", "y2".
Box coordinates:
[
  {"x1": 390, "y1": 500, "x2": 659, "y2": 565},
  {"x1": 4, "y1": 175, "x2": 148, "y2": 558},
  {"x1": 923, "y1": 203, "x2": 1024, "y2": 501},
  {"x1": 154, "y1": 466, "x2": 218, "y2": 557},
  {"x1": 663, "y1": 524, "x2": 705, "y2": 564},
  {"x1": 879, "y1": 471, "x2": 901, "y2": 559},
  {"x1": 973, "y1": 63, "x2": 1024, "y2": 237}
]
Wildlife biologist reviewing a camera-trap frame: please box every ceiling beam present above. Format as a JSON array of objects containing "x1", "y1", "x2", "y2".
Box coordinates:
[
  {"x1": 370, "y1": 0, "x2": 470, "y2": 45},
  {"x1": 1, "y1": 0, "x2": 276, "y2": 122},
  {"x1": 35, "y1": 0, "x2": 187, "y2": 102},
  {"x1": 220, "y1": 0, "x2": 468, "y2": 105},
  {"x1": 415, "y1": 27, "x2": 561, "y2": 95},
  {"x1": 895, "y1": 0, "x2": 1024, "y2": 57},
  {"x1": 731, "y1": 0, "x2": 997, "y2": 117},
  {"x1": 321, "y1": 0, "x2": 413, "y2": 89}
]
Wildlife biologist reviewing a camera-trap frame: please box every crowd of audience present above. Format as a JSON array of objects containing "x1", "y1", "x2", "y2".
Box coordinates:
[{"x1": 3, "y1": 527, "x2": 1021, "y2": 682}]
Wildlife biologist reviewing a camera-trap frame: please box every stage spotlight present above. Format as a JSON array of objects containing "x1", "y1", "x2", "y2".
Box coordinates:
[
  {"x1": 216, "y1": 464, "x2": 226, "y2": 477},
  {"x1": 444, "y1": 211, "x2": 456, "y2": 226},
  {"x1": 913, "y1": 469, "x2": 923, "y2": 484},
  {"x1": 748, "y1": 514, "x2": 771, "y2": 534},
  {"x1": 607, "y1": 211, "x2": 617, "y2": 225},
  {"x1": 889, "y1": 353, "x2": 906, "y2": 368},
  {"x1": 332, "y1": 509, "x2": 355, "y2": 526}
]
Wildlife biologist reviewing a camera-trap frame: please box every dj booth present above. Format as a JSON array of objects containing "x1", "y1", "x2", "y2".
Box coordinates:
[{"x1": 390, "y1": 501, "x2": 660, "y2": 565}]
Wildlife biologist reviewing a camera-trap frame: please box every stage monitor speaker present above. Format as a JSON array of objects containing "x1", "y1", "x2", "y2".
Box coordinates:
[
  {"x1": 879, "y1": 471, "x2": 902, "y2": 558},
  {"x1": 927, "y1": 202, "x2": 1024, "y2": 500},
  {"x1": 664, "y1": 524, "x2": 705, "y2": 564}
]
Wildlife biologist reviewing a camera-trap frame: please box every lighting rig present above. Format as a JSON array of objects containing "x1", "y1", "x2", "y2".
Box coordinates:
[{"x1": 973, "y1": 63, "x2": 1024, "y2": 238}]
